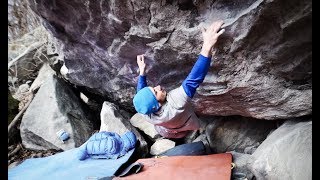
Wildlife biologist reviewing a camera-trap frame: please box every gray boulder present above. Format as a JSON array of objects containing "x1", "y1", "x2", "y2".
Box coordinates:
[
  {"x1": 150, "y1": 139, "x2": 176, "y2": 156},
  {"x1": 206, "y1": 116, "x2": 277, "y2": 153},
  {"x1": 30, "y1": 63, "x2": 56, "y2": 92},
  {"x1": 248, "y1": 120, "x2": 312, "y2": 180},
  {"x1": 230, "y1": 151, "x2": 254, "y2": 180},
  {"x1": 130, "y1": 113, "x2": 160, "y2": 139},
  {"x1": 99, "y1": 101, "x2": 148, "y2": 156},
  {"x1": 20, "y1": 74, "x2": 95, "y2": 151}
]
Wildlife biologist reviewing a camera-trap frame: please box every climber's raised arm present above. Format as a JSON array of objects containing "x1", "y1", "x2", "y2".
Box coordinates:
[
  {"x1": 182, "y1": 20, "x2": 225, "y2": 98},
  {"x1": 136, "y1": 54, "x2": 147, "y2": 92}
]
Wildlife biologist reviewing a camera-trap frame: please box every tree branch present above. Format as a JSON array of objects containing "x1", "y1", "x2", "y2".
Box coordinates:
[
  {"x1": 8, "y1": 93, "x2": 34, "y2": 135},
  {"x1": 8, "y1": 42, "x2": 43, "y2": 70},
  {"x1": 8, "y1": 144, "x2": 22, "y2": 158}
]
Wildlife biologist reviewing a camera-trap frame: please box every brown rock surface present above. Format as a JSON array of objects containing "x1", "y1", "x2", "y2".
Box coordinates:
[{"x1": 27, "y1": 0, "x2": 311, "y2": 120}]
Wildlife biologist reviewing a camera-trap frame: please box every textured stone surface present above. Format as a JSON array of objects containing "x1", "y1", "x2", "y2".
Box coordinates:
[
  {"x1": 20, "y1": 74, "x2": 96, "y2": 151},
  {"x1": 248, "y1": 120, "x2": 312, "y2": 180},
  {"x1": 205, "y1": 116, "x2": 278, "y2": 153},
  {"x1": 8, "y1": 0, "x2": 41, "y2": 41},
  {"x1": 130, "y1": 113, "x2": 160, "y2": 139},
  {"x1": 230, "y1": 151, "x2": 254, "y2": 180},
  {"x1": 28, "y1": 0, "x2": 312, "y2": 120},
  {"x1": 150, "y1": 138, "x2": 176, "y2": 155},
  {"x1": 30, "y1": 63, "x2": 56, "y2": 92}
]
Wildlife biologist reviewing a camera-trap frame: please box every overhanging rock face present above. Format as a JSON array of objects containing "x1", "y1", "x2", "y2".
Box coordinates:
[{"x1": 28, "y1": 0, "x2": 312, "y2": 120}]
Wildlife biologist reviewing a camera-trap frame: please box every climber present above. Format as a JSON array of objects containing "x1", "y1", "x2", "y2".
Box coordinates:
[{"x1": 133, "y1": 20, "x2": 225, "y2": 138}]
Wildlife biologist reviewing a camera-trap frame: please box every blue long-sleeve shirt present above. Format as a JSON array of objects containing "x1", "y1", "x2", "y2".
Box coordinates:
[
  {"x1": 137, "y1": 75, "x2": 147, "y2": 92},
  {"x1": 182, "y1": 54, "x2": 211, "y2": 98},
  {"x1": 136, "y1": 54, "x2": 211, "y2": 98}
]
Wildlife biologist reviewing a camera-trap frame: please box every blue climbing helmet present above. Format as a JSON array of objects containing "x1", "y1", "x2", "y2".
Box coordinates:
[{"x1": 133, "y1": 87, "x2": 160, "y2": 114}]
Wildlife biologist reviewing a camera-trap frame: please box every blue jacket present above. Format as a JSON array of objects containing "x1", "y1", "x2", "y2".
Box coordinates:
[{"x1": 77, "y1": 131, "x2": 137, "y2": 160}]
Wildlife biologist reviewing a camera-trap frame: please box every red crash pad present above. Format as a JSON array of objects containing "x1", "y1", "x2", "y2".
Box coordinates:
[{"x1": 115, "y1": 153, "x2": 232, "y2": 180}]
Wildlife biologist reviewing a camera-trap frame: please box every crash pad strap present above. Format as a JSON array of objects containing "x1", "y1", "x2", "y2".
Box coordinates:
[
  {"x1": 114, "y1": 153, "x2": 232, "y2": 180},
  {"x1": 117, "y1": 162, "x2": 144, "y2": 177}
]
